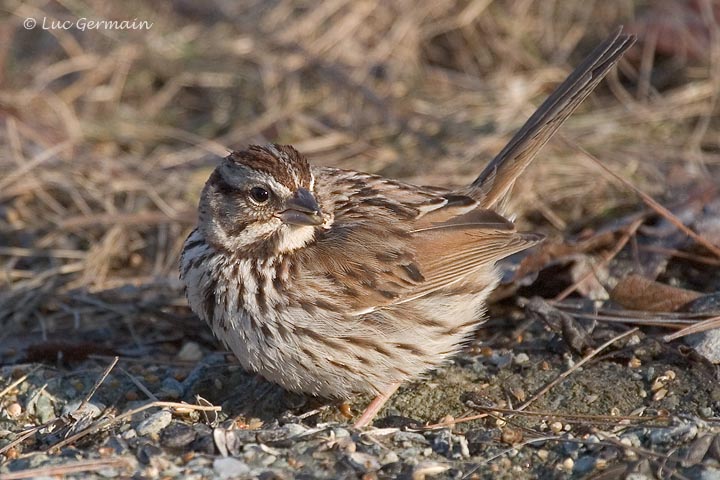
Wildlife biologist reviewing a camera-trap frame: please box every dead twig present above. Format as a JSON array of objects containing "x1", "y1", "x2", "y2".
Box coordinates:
[
  {"x1": 46, "y1": 400, "x2": 221, "y2": 453},
  {"x1": 0, "y1": 366, "x2": 41, "y2": 399},
  {"x1": 664, "y1": 315, "x2": 720, "y2": 341},
  {"x1": 0, "y1": 458, "x2": 133, "y2": 480},
  {"x1": 516, "y1": 327, "x2": 639, "y2": 412},
  {"x1": 565, "y1": 139, "x2": 720, "y2": 259},
  {"x1": 554, "y1": 217, "x2": 644, "y2": 301}
]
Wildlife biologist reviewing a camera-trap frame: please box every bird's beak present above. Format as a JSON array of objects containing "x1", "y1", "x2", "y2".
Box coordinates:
[{"x1": 278, "y1": 188, "x2": 324, "y2": 226}]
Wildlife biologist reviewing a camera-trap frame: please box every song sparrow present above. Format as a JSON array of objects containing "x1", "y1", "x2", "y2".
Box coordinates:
[{"x1": 180, "y1": 29, "x2": 634, "y2": 427}]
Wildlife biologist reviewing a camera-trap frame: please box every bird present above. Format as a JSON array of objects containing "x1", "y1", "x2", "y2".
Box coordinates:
[{"x1": 180, "y1": 28, "x2": 635, "y2": 427}]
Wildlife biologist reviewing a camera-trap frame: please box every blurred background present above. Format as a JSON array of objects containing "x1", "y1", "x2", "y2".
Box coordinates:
[{"x1": 0, "y1": 0, "x2": 718, "y2": 337}]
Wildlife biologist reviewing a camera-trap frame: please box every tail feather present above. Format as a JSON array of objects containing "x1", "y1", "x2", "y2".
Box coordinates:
[{"x1": 470, "y1": 27, "x2": 635, "y2": 209}]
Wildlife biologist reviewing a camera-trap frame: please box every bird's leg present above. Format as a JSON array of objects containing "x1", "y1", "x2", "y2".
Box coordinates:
[{"x1": 353, "y1": 382, "x2": 401, "y2": 428}]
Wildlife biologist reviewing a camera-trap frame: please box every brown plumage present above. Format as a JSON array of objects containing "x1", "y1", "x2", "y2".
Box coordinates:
[{"x1": 180, "y1": 29, "x2": 635, "y2": 427}]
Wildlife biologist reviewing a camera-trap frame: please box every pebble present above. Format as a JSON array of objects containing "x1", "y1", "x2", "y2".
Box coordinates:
[
  {"x1": 561, "y1": 441, "x2": 581, "y2": 458},
  {"x1": 136, "y1": 410, "x2": 173, "y2": 437},
  {"x1": 457, "y1": 435, "x2": 470, "y2": 458},
  {"x1": 393, "y1": 431, "x2": 428, "y2": 445},
  {"x1": 626, "y1": 474, "x2": 653, "y2": 480},
  {"x1": 161, "y1": 422, "x2": 196, "y2": 449},
  {"x1": 347, "y1": 452, "x2": 381, "y2": 472},
  {"x1": 260, "y1": 454, "x2": 277, "y2": 466},
  {"x1": 550, "y1": 422, "x2": 563, "y2": 434},
  {"x1": 103, "y1": 436, "x2": 130, "y2": 455},
  {"x1": 35, "y1": 395, "x2": 56, "y2": 424},
  {"x1": 649, "y1": 420, "x2": 698, "y2": 446},
  {"x1": 137, "y1": 443, "x2": 163, "y2": 465},
  {"x1": 62, "y1": 400, "x2": 102, "y2": 419},
  {"x1": 6, "y1": 403, "x2": 22, "y2": 417},
  {"x1": 620, "y1": 432, "x2": 641, "y2": 448},
  {"x1": 213, "y1": 457, "x2": 250, "y2": 479},
  {"x1": 573, "y1": 455, "x2": 596, "y2": 474},
  {"x1": 488, "y1": 352, "x2": 513, "y2": 368},
  {"x1": 97, "y1": 467, "x2": 120, "y2": 478},
  {"x1": 159, "y1": 377, "x2": 184, "y2": 400},
  {"x1": 176, "y1": 341, "x2": 203, "y2": 362},
  {"x1": 686, "y1": 330, "x2": 720, "y2": 364},
  {"x1": 681, "y1": 434, "x2": 714, "y2": 467},
  {"x1": 700, "y1": 467, "x2": 720, "y2": 480},
  {"x1": 283, "y1": 423, "x2": 307, "y2": 437},
  {"x1": 513, "y1": 353, "x2": 530, "y2": 365},
  {"x1": 432, "y1": 429, "x2": 452, "y2": 456},
  {"x1": 412, "y1": 461, "x2": 449, "y2": 478},
  {"x1": 256, "y1": 429, "x2": 288, "y2": 444},
  {"x1": 381, "y1": 451, "x2": 399, "y2": 464}
]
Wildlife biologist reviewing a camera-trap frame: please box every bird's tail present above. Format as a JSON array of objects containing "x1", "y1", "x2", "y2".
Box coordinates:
[{"x1": 469, "y1": 27, "x2": 635, "y2": 210}]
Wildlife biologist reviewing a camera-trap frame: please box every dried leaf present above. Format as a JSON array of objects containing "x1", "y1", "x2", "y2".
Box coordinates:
[{"x1": 610, "y1": 274, "x2": 702, "y2": 312}]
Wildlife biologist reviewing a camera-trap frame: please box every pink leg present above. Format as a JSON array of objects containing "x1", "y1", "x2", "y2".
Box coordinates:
[{"x1": 353, "y1": 382, "x2": 401, "y2": 428}]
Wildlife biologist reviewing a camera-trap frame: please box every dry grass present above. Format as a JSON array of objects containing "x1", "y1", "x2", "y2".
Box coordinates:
[{"x1": 0, "y1": 0, "x2": 718, "y2": 337}]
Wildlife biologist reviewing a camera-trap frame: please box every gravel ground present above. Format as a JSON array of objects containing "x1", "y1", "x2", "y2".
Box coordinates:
[{"x1": 2, "y1": 296, "x2": 720, "y2": 479}]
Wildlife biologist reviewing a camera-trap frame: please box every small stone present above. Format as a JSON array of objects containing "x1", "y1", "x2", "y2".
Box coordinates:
[
  {"x1": 213, "y1": 457, "x2": 250, "y2": 479},
  {"x1": 190, "y1": 431, "x2": 215, "y2": 454},
  {"x1": 159, "y1": 378, "x2": 184, "y2": 400},
  {"x1": 177, "y1": 341, "x2": 203, "y2": 362},
  {"x1": 97, "y1": 467, "x2": 120, "y2": 478},
  {"x1": 562, "y1": 441, "x2": 581, "y2": 458},
  {"x1": 488, "y1": 352, "x2": 513, "y2": 368},
  {"x1": 380, "y1": 451, "x2": 399, "y2": 464},
  {"x1": 6, "y1": 403, "x2": 21, "y2": 417},
  {"x1": 335, "y1": 436, "x2": 356, "y2": 453},
  {"x1": 513, "y1": 353, "x2": 530, "y2": 365},
  {"x1": 432, "y1": 429, "x2": 452, "y2": 456},
  {"x1": 457, "y1": 435, "x2": 470, "y2": 458},
  {"x1": 700, "y1": 467, "x2": 720, "y2": 480},
  {"x1": 649, "y1": 420, "x2": 698, "y2": 446},
  {"x1": 34, "y1": 395, "x2": 56, "y2": 424},
  {"x1": 260, "y1": 454, "x2": 277, "y2": 466},
  {"x1": 347, "y1": 452, "x2": 381, "y2": 472},
  {"x1": 686, "y1": 330, "x2": 720, "y2": 364},
  {"x1": 653, "y1": 388, "x2": 668, "y2": 401},
  {"x1": 161, "y1": 422, "x2": 196, "y2": 449},
  {"x1": 681, "y1": 434, "x2": 714, "y2": 467},
  {"x1": 562, "y1": 457, "x2": 574, "y2": 471},
  {"x1": 501, "y1": 428, "x2": 523, "y2": 445},
  {"x1": 256, "y1": 429, "x2": 288, "y2": 444},
  {"x1": 619, "y1": 433, "x2": 641, "y2": 448},
  {"x1": 550, "y1": 422, "x2": 563, "y2": 433},
  {"x1": 412, "y1": 461, "x2": 449, "y2": 478},
  {"x1": 573, "y1": 456, "x2": 597, "y2": 474},
  {"x1": 393, "y1": 431, "x2": 428, "y2": 445},
  {"x1": 283, "y1": 423, "x2": 307, "y2": 437},
  {"x1": 136, "y1": 443, "x2": 162, "y2": 464},
  {"x1": 136, "y1": 410, "x2": 172, "y2": 437},
  {"x1": 332, "y1": 427, "x2": 350, "y2": 438},
  {"x1": 104, "y1": 436, "x2": 130, "y2": 455}
]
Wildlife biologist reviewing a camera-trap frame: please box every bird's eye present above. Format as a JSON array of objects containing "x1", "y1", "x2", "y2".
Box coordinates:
[{"x1": 249, "y1": 186, "x2": 270, "y2": 204}]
